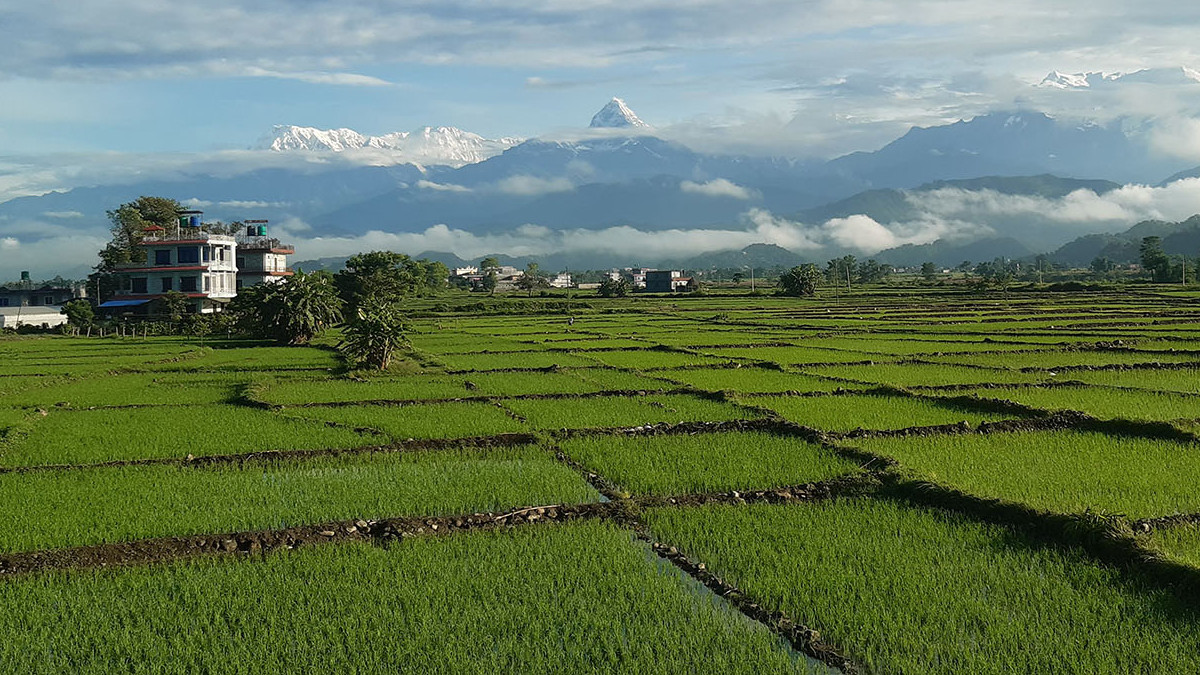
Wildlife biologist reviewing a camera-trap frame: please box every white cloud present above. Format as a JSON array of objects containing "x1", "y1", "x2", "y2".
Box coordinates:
[
  {"x1": 217, "y1": 200, "x2": 285, "y2": 209},
  {"x1": 416, "y1": 180, "x2": 472, "y2": 193},
  {"x1": 491, "y1": 175, "x2": 574, "y2": 196},
  {"x1": 40, "y1": 211, "x2": 84, "y2": 219},
  {"x1": 680, "y1": 178, "x2": 757, "y2": 200}
]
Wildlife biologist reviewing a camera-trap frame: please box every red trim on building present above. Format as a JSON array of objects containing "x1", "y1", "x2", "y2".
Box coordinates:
[{"x1": 116, "y1": 265, "x2": 209, "y2": 273}]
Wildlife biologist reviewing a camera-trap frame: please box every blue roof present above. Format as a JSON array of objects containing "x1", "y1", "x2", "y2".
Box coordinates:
[{"x1": 98, "y1": 299, "x2": 152, "y2": 308}]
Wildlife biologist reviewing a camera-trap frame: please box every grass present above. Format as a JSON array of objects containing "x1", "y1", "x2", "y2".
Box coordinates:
[
  {"x1": 1149, "y1": 524, "x2": 1200, "y2": 568},
  {"x1": 654, "y1": 367, "x2": 867, "y2": 394},
  {"x1": 254, "y1": 375, "x2": 470, "y2": 405},
  {"x1": 749, "y1": 393, "x2": 1021, "y2": 432},
  {"x1": 950, "y1": 385, "x2": 1200, "y2": 422},
  {"x1": 281, "y1": 401, "x2": 528, "y2": 439},
  {"x1": 0, "y1": 405, "x2": 377, "y2": 467},
  {"x1": 853, "y1": 431, "x2": 1200, "y2": 518},
  {"x1": 559, "y1": 431, "x2": 860, "y2": 495},
  {"x1": 462, "y1": 370, "x2": 606, "y2": 396},
  {"x1": 803, "y1": 363, "x2": 1051, "y2": 388},
  {"x1": 646, "y1": 499, "x2": 1200, "y2": 674},
  {"x1": 570, "y1": 368, "x2": 677, "y2": 392},
  {"x1": 503, "y1": 394, "x2": 762, "y2": 430},
  {"x1": 0, "y1": 521, "x2": 820, "y2": 674},
  {"x1": 0, "y1": 446, "x2": 598, "y2": 553},
  {"x1": 143, "y1": 345, "x2": 343, "y2": 372}
]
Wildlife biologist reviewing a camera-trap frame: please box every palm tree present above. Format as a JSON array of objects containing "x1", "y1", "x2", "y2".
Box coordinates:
[{"x1": 232, "y1": 271, "x2": 342, "y2": 345}]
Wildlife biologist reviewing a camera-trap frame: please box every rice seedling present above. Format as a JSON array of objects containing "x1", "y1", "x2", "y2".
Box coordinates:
[
  {"x1": 559, "y1": 431, "x2": 860, "y2": 495},
  {"x1": 949, "y1": 385, "x2": 1200, "y2": 422},
  {"x1": 582, "y1": 349, "x2": 729, "y2": 370},
  {"x1": 145, "y1": 346, "x2": 343, "y2": 372},
  {"x1": 803, "y1": 362, "x2": 1051, "y2": 388},
  {"x1": 698, "y1": 346, "x2": 885, "y2": 365},
  {"x1": 853, "y1": 431, "x2": 1200, "y2": 518},
  {"x1": 254, "y1": 376, "x2": 470, "y2": 405},
  {"x1": 655, "y1": 367, "x2": 866, "y2": 394},
  {"x1": 0, "y1": 446, "x2": 597, "y2": 553},
  {"x1": 924, "y1": 350, "x2": 1199, "y2": 370},
  {"x1": 750, "y1": 393, "x2": 1020, "y2": 432},
  {"x1": 1065, "y1": 367, "x2": 1200, "y2": 395},
  {"x1": 503, "y1": 394, "x2": 761, "y2": 430},
  {"x1": 0, "y1": 522, "x2": 817, "y2": 674},
  {"x1": 281, "y1": 401, "x2": 528, "y2": 439},
  {"x1": 646, "y1": 500, "x2": 1200, "y2": 674},
  {"x1": 1, "y1": 405, "x2": 377, "y2": 467},
  {"x1": 0, "y1": 373, "x2": 238, "y2": 408},
  {"x1": 461, "y1": 370, "x2": 605, "y2": 396},
  {"x1": 435, "y1": 351, "x2": 597, "y2": 371},
  {"x1": 1149, "y1": 524, "x2": 1200, "y2": 568},
  {"x1": 570, "y1": 368, "x2": 677, "y2": 392}
]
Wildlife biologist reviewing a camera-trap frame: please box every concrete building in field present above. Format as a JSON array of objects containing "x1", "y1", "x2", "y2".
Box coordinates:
[
  {"x1": 643, "y1": 270, "x2": 695, "y2": 293},
  {"x1": 549, "y1": 272, "x2": 573, "y2": 288},
  {"x1": 235, "y1": 221, "x2": 294, "y2": 289}
]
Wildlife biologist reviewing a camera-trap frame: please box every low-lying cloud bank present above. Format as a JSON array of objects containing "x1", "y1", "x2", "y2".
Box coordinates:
[{"x1": 6, "y1": 178, "x2": 1200, "y2": 278}]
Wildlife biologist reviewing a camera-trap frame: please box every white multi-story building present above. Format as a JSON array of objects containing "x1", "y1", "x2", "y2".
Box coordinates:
[
  {"x1": 235, "y1": 222, "x2": 294, "y2": 289},
  {"x1": 102, "y1": 214, "x2": 238, "y2": 314}
]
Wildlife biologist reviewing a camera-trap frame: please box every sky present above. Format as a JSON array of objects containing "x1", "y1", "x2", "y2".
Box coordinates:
[
  {"x1": 7, "y1": 1, "x2": 1200, "y2": 276},
  {"x1": 5, "y1": 0, "x2": 1200, "y2": 159}
]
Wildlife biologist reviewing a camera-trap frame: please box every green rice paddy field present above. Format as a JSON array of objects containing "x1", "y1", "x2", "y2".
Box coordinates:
[{"x1": 2, "y1": 288, "x2": 1199, "y2": 673}]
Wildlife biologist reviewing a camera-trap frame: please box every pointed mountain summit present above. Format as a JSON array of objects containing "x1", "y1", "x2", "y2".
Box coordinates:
[{"x1": 589, "y1": 97, "x2": 650, "y2": 128}]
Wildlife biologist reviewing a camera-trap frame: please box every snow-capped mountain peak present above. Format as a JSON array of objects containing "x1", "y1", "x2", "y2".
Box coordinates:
[
  {"x1": 257, "y1": 125, "x2": 522, "y2": 167},
  {"x1": 589, "y1": 97, "x2": 650, "y2": 129}
]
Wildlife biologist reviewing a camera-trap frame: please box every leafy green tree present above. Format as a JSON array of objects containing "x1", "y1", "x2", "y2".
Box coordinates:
[
  {"x1": 339, "y1": 299, "x2": 409, "y2": 370},
  {"x1": 597, "y1": 276, "x2": 630, "y2": 297},
  {"x1": 777, "y1": 264, "x2": 821, "y2": 297},
  {"x1": 1090, "y1": 256, "x2": 1116, "y2": 278},
  {"x1": 825, "y1": 255, "x2": 857, "y2": 289},
  {"x1": 334, "y1": 251, "x2": 446, "y2": 313},
  {"x1": 92, "y1": 197, "x2": 184, "y2": 301},
  {"x1": 1140, "y1": 236, "x2": 1172, "y2": 282},
  {"x1": 159, "y1": 290, "x2": 190, "y2": 322},
  {"x1": 856, "y1": 259, "x2": 892, "y2": 284},
  {"x1": 230, "y1": 272, "x2": 342, "y2": 345},
  {"x1": 478, "y1": 257, "x2": 500, "y2": 296},
  {"x1": 920, "y1": 262, "x2": 938, "y2": 282},
  {"x1": 60, "y1": 299, "x2": 94, "y2": 328},
  {"x1": 517, "y1": 262, "x2": 550, "y2": 296}
]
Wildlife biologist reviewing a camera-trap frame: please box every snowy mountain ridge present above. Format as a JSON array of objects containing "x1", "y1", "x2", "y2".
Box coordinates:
[{"x1": 259, "y1": 125, "x2": 523, "y2": 167}]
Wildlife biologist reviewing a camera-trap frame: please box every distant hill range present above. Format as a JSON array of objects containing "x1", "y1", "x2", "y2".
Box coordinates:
[{"x1": 5, "y1": 98, "x2": 1200, "y2": 277}]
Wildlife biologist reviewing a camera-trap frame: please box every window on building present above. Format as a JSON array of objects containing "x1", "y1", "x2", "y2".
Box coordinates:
[
  {"x1": 44, "y1": 296, "x2": 55, "y2": 305},
  {"x1": 131, "y1": 278, "x2": 148, "y2": 294},
  {"x1": 155, "y1": 249, "x2": 171, "y2": 265},
  {"x1": 203, "y1": 276, "x2": 211, "y2": 292},
  {"x1": 0, "y1": 298, "x2": 8, "y2": 307},
  {"x1": 160, "y1": 277, "x2": 173, "y2": 292},
  {"x1": 202, "y1": 246, "x2": 210, "y2": 262},
  {"x1": 177, "y1": 247, "x2": 200, "y2": 264},
  {"x1": 179, "y1": 276, "x2": 197, "y2": 292}
]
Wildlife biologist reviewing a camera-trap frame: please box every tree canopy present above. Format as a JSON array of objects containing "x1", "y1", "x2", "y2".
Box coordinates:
[
  {"x1": 777, "y1": 264, "x2": 821, "y2": 297},
  {"x1": 334, "y1": 251, "x2": 447, "y2": 312},
  {"x1": 230, "y1": 271, "x2": 342, "y2": 345}
]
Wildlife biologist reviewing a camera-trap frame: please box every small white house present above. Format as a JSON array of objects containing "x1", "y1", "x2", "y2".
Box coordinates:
[{"x1": 0, "y1": 307, "x2": 68, "y2": 329}]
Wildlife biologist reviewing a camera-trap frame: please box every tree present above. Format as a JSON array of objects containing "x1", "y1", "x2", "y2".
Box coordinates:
[
  {"x1": 334, "y1": 251, "x2": 446, "y2": 313},
  {"x1": 597, "y1": 276, "x2": 630, "y2": 297},
  {"x1": 825, "y1": 255, "x2": 857, "y2": 290},
  {"x1": 230, "y1": 271, "x2": 342, "y2": 345},
  {"x1": 856, "y1": 259, "x2": 891, "y2": 284},
  {"x1": 159, "y1": 290, "x2": 189, "y2": 322},
  {"x1": 60, "y1": 299, "x2": 93, "y2": 329},
  {"x1": 516, "y1": 262, "x2": 550, "y2": 297},
  {"x1": 1090, "y1": 256, "x2": 1116, "y2": 278},
  {"x1": 1140, "y1": 236, "x2": 1172, "y2": 282},
  {"x1": 338, "y1": 299, "x2": 409, "y2": 370},
  {"x1": 920, "y1": 262, "x2": 938, "y2": 282},
  {"x1": 479, "y1": 257, "x2": 500, "y2": 296},
  {"x1": 92, "y1": 197, "x2": 184, "y2": 301},
  {"x1": 777, "y1": 264, "x2": 821, "y2": 297}
]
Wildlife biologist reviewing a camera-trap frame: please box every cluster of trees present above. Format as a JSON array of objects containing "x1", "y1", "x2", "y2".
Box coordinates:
[{"x1": 824, "y1": 256, "x2": 892, "y2": 289}]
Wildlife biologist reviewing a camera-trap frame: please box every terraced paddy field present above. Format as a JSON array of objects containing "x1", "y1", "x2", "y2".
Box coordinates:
[{"x1": 2, "y1": 288, "x2": 1200, "y2": 673}]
